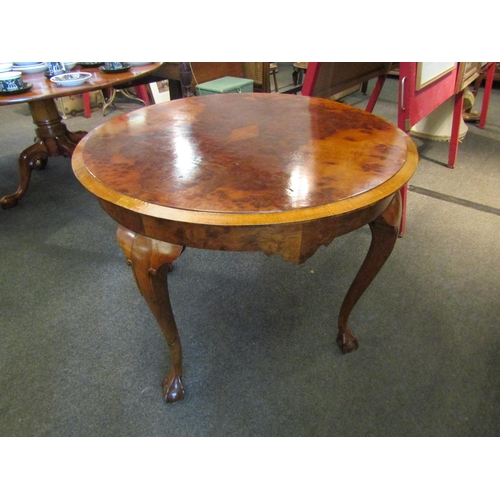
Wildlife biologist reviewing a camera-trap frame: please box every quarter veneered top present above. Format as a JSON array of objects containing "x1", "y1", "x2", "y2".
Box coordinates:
[{"x1": 73, "y1": 93, "x2": 416, "y2": 223}]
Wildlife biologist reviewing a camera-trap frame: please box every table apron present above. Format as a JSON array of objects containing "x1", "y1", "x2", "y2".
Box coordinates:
[{"x1": 98, "y1": 194, "x2": 395, "y2": 264}]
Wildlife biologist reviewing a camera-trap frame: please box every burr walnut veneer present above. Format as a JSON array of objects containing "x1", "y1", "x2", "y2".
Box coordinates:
[{"x1": 72, "y1": 93, "x2": 418, "y2": 404}]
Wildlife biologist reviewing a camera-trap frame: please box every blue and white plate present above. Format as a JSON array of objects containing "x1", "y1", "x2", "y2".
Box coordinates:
[{"x1": 50, "y1": 72, "x2": 92, "y2": 87}]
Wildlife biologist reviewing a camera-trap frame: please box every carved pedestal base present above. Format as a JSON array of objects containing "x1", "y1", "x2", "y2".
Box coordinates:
[{"x1": 1, "y1": 99, "x2": 86, "y2": 208}]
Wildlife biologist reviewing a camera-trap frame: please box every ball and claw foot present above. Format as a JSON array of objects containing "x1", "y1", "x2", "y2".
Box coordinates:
[
  {"x1": 1, "y1": 194, "x2": 20, "y2": 209},
  {"x1": 337, "y1": 327, "x2": 359, "y2": 354},
  {"x1": 162, "y1": 373, "x2": 185, "y2": 403}
]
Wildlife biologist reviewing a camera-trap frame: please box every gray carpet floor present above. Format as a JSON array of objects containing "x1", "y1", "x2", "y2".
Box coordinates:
[{"x1": 1, "y1": 67, "x2": 499, "y2": 436}]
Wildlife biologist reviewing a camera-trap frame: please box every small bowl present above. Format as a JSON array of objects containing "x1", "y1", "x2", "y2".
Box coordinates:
[
  {"x1": 0, "y1": 71, "x2": 24, "y2": 92},
  {"x1": 63, "y1": 62, "x2": 77, "y2": 71},
  {"x1": 50, "y1": 71, "x2": 92, "y2": 87}
]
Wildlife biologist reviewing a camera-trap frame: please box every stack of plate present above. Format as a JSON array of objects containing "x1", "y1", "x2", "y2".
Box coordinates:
[
  {"x1": 13, "y1": 62, "x2": 47, "y2": 74},
  {"x1": 0, "y1": 62, "x2": 13, "y2": 72}
]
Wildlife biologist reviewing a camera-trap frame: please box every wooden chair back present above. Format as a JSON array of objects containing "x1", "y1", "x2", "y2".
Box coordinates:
[{"x1": 302, "y1": 62, "x2": 391, "y2": 99}]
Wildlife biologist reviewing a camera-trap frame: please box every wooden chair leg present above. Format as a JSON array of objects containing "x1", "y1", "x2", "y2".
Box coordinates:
[{"x1": 272, "y1": 72, "x2": 278, "y2": 92}]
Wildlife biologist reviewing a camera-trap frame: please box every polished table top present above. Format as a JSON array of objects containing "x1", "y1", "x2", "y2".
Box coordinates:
[
  {"x1": 73, "y1": 93, "x2": 415, "y2": 228},
  {"x1": 72, "y1": 93, "x2": 418, "y2": 403}
]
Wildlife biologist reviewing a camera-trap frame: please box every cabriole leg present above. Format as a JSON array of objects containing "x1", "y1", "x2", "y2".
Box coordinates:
[
  {"x1": 116, "y1": 225, "x2": 185, "y2": 403},
  {"x1": 337, "y1": 191, "x2": 402, "y2": 353}
]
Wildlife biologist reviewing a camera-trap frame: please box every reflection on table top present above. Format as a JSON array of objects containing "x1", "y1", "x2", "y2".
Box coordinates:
[
  {"x1": 0, "y1": 63, "x2": 164, "y2": 105},
  {"x1": 73, "y1": 93, "x2": 417, "y2": 226}
]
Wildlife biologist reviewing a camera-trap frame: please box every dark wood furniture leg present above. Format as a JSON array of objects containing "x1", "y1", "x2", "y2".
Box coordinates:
[
  {"x1": 116, "y1": 226, "x2": 185, "y2": 403},
  {"x1": 179, "y1": 62, "x2": 194, "y2": 97},
  {"x1": 167, "y1": 80, "x2": 183, "y2": 100},
  {"x1": 1, "y1": 99, "x2": 86, "y2": 208},
  {"x1": 337, "y1": 191, "x2": 401, "y2": 352}
]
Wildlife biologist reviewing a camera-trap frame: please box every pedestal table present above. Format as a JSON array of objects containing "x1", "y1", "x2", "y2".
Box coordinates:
[{"x1": 0, "y1": 62, "x2": 164, "y2": 208}]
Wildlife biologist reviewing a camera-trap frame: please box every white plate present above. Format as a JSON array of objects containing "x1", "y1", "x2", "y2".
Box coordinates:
[
  {"x1": 127, "y1": 62, "x2": 152, "y2": 66},
  {"x1": 50, "y1": 72, "x2": 92, "y2": 87},
  {"x1": 0, "y1": 63, "x2": 13, "y2": 72},
  {"x1": 13, "y1": 63, "x2": 46, "y2": 74},
  {"x1": 14, "y1": 62, "x2": 41, "y2": 66}
]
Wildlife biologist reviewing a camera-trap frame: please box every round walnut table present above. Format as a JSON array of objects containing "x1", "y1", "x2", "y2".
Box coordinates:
[{"x1": 72, "y1": 93, "x2": 418, "y2": 404}]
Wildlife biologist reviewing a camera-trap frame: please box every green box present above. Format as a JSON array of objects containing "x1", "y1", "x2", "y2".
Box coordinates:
[{"x1": 195, "y1": 76, "x2": 254, "y2": 95}]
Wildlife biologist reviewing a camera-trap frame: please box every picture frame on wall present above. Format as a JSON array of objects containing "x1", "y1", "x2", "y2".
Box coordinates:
[{"x1": 416, "y1": 62, "x2": 456, "y2": 91}]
